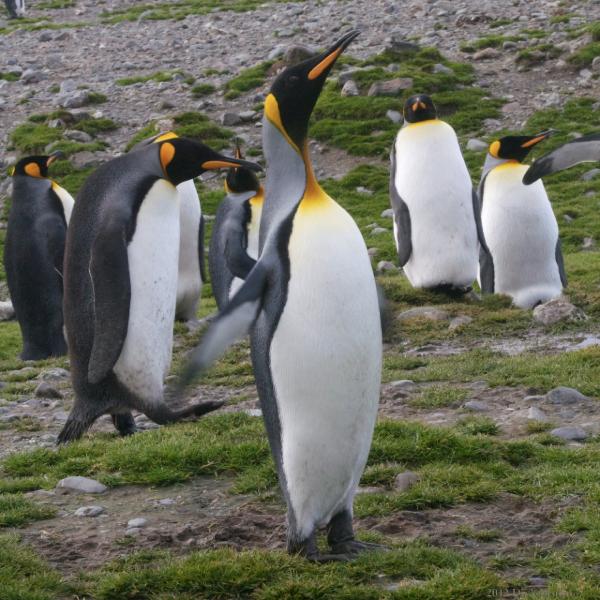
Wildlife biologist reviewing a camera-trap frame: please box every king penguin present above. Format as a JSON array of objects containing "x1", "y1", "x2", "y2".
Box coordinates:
[
  {"x1": 131, "y1": 132, "x2": 205, "y2": 322},
  {"x1": 58, "y1": 138, "x2": 261, "y2": 443},
  {"x1": 179, "y1": 30, "x2": 384, "y2": 561},
  {"x1": 523, "y1": 131, "x2": 600, "y2": 184},
  {"x1": 4, "y1": 0, "x2": 25, "y2": 18},
  {"x1": 390, "y1": 94, "x2": 488, "y2": 293},
  {"x1": 478, "y1": 131, "x2": 566, "y2": 309},
  {"x1": 4, "y1": 153, "x2": 73, "y2": 360},
  {"x1": 209, "y1": 146, "x2": 264, "y2": 309}
]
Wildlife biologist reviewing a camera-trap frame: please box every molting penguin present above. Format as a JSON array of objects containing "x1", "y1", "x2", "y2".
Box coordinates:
[
  {"x1": 523, "y1": 131, "x2": 600, "y2": 185},
  {"x1": 209, "y1": 146, "x2": 263, "y2": 309},
  {"x1": 4, "y1": 153, "x2": 73, "y2": 360},
  {"x1": 390, "y1": 94, "x2": 487, "y2": 293},
  {"x1": 478, "y1": 131, "x2": 565, "y2": 309},
  {"x1": 179, "y1": 30, "x2": 384, "y2": 561},
  {"x1": 131, "y1": 132, "x2": 205, "y2": 322},
  {"x1": 58, "y1": 138, "x2": 261, "y2": 443}
]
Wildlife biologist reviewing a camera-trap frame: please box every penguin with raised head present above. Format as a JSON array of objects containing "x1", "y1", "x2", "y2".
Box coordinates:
[
  {"x1": 390, "y1": 94, "x2": 488, "y2": 293},
  {"x1": 209, "y1": 145, "x2": 264, "y2": 309},
  {"x1": 58, "y1": 138, "x2": 261, "y2": 443},
  {"x1": 4, "y1": 153, "x2": 73, "y2": 360},
  {"x1": 523, "y1": 132, "x2": 600, "y2": 185},
  {"x1": 180, "y1": 31, "x2": 384, "y2": 561},
  {"x1": 478, "y1": 131, "x2": 565, "y2": 309},
  {"x1": 131, "y1": 131, "x2": 204, "y2": 322}
]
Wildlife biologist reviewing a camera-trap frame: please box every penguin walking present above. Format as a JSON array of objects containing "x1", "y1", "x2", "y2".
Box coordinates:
[
  {"x1": 57, "y1": 138, "x2": 261, "y2": 443},
  {"x1": 209, "y1": 146, "x2": 263, "y2": 309},
  {"x1": 390, "y1": 94, "x2": 487, "y2": 293},
  {"x1": 478, "y1": 131, "x2": 565, "y2": 309},
  {"x1": 131, "y1": 132, "x2": 204, "y2": 322},
  {"x1": 4, "y1": 153, "x2": 73, "y2": 360},
  {"x1": 523, "y1": 132, "x2": 600, "y2": 184},
  {"x1": 180, "y1": 31, "x2": 384, "y2": 561}
]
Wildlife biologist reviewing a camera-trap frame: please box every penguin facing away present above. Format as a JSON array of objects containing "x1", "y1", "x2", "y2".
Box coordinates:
[
  {"x1": 180, "y1": 31, "x2": 384, "y2": 561},
  {"x1": 523, "y1": 132, "x2": 600, "y2": 185},
  {"x1": 131, "y1": 131, "x2": 205, "y2": 322},
  {"x1": 478, "y1": 131, "x2": 566, "y2": 309},
  {"x1": 58, "y1": 138, "x2": 261, "y2": 443},
  {"x1": 390, "y1": 94, "x2": 488, "y2": 293},
  {"x1": 209, "y1": 146, "x2": 264, "y2": 310},
  {"x1": 4, "y1": 153, "x2": 73, "y2": 360}
]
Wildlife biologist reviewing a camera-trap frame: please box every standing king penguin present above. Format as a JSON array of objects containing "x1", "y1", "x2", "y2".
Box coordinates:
[
  {"x1": 58, "y1": 138, "x2": 261, "y2": 443},
  {"x1": 180, "y1": 31, "x2": 383, "y2": 561},
  {"x1": 4, "y1": 153, "x2": 73, "y2": 360},
  {"x1": 209, "y1": 146, "x2": 264, "y2": 309},
  {"x1": 390, "y1": 94, "x2": 488, "y2": 292},
  {"x1": 131, "y1": 132, "x2": 205, "y2": 321},
  {"x1": 478, "y1": 131, "x2": 566, "y2": 309}
]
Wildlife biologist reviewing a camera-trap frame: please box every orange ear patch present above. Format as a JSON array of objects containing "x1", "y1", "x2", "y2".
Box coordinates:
[
  {"x1": 489, "y1": 140, "x2": 501, "y2": 158},
  {"x1": 160, "y1": 142, "x2": 176, "y2": 173},
  {"x1": 24, "y1": 163, "x2": 42, "y2": 178}
]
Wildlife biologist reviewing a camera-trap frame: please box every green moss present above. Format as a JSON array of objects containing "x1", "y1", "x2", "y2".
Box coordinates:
[
  {"x1": 173, "y1": 111, "x2": 233, "y2": 150},
  {"x1": 191, "y1": 82, "x2": 216, "y2": 97},
  {"x1": 38, "y1": 0, "x2": 75, "y2": 7},
  {"x1": 0, "y1": 71, "x2": 19, "y2": 81},
  {"x1": 87, "y1": 91, "x2": 108, "y2": 104},
  {"x1": 224, "y1": 60, "x2": 274, "y2": 99},
  {"x1": 0, "y1": 494, "x2": 55, "y2": 527},
  {"x1": 516, "y1": 44, "x2": 562, "y2": 67},
  {"x1": 460, "y1": 34, "x2": 522, "y2": 53},
  {"x1": 116, "y1": 69, "x2": 194, "y2": 86},
  {"x1": 409, "y1": 385, "x2": 468, "y2": 409}
]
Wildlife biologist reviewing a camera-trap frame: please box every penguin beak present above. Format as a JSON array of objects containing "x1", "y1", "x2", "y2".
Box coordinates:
[
  {"x1": 307, "y1": 30, "x2": 360, "y2": 81},
  {"x1": 202, "y1": 155, "x2": 262, "y2": 172},
  {"x1": 521, "y1": 130, "x2": 554, "y2": 149},
  {"x1": 46, "y1": 151, "x2": 65, "y2": 166}
]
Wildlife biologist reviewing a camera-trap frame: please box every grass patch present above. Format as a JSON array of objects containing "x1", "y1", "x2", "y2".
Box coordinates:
[
  {"x1": 409, "y1": 385, "x2": 468, "y2": 409},
  {"x1": 460, "y1": 34, "x2": 523, "y2": 53},
  {"x1": 116, "y1": 69, "x2": 194, "y2": 86},
  {"x1": 0, "y1": 494, "x2": 55, "y2": 527},
  {"x1": 224, "y1": 60, "x2": 275, "y2": 99},
  {"x1": 0, "y1": 71, "x2": 19, "y2": 81},
  {"x1": 191, "y1": 82, "x2": 216, "y2": 97}
]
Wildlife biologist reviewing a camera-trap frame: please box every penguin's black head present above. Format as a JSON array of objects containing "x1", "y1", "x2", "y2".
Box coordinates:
[
  {"x1": 159, "y1": 137, "x2": 262, "y2": 185},
  {"x1": 265, "y1": 30, "x2": 360, "y2": 150},
  {"x1": 225, "y1": 146, "x2": 261, "y2": 193},
  {"x1": 489, "y1": 130, "x2": 553, "y2": 163},
  {"x1": 403, "y1": 94, "x2": 437, "y2": 124},
  {"x1": 11, "y1": 152, "x2": 64, "y2": 178}
]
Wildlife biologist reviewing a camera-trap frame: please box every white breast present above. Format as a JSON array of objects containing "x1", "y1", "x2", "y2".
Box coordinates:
[
  {"x1": 393, "y1": 120, "x2": 478, "y2": 288},
  {"x1": 52, "y1": 182, "x2": 74, "y2": 225},
  {"x1": 113, "y1": 180, "x2": 180, "y2": 403},
  {"x1": 175, "y1": 179, "x2": 202, "y2": 320},
  {"x1": 269, "y1": 198, "x2": 382, "y2": 538},
  {"x1": 481, "y1": 164, "x2": 562, "y2": 308}
]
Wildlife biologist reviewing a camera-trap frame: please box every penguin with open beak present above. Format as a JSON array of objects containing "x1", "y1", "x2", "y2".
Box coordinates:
[{"x1": 179, "y1": 30, "x2": 384, "y2": 561}]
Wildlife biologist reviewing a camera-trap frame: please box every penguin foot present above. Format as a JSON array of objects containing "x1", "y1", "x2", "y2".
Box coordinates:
[
  {"x1": 305, "y1": 552, "x2": 353, "y2": 563},
  {"x1": 191, "y1": 399, "x2": 225, "y2": 417},
  {"x1": 111, "y1": 413, "x2": 137, "y2": 437},
  {"x1": 57, "y1": 418, "x2": 89, "y2": 444},
  {"x1": 329, "y1": 539, "x2": 389, "y2": 556}
]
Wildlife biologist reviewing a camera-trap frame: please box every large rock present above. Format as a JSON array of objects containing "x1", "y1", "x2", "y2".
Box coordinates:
[
  {"x1": 545, "y1": 386, "x2": 588, "y2": 405},
  {"x1": 56, "y1": 476, "x2": 107, "y2": 494},
  {"x1": 283, "y1": 44, "x2": 317, "y2": 66},
  {"x1": 367, "y1": 78, "x2": 413, "y2": 97},
  {"x1": 532, "y1": 298, "x2": 587, "y2": 325},
  {"x1": 550, "y1": 426, "x2": 588, "y2": 442},
  {"x1": 397, "y1": 307, "x2": 449, "y2": 322}
]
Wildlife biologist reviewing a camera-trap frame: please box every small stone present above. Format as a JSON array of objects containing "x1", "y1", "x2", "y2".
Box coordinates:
[
  {"x1": 367, "y1": 77, "x2": 413, "y2": 97},
  {"x1": 53, "y1": 411, "x2": 69, "y2": 423},
  {"x1": 528, "y1": 577, "x2": 548, "y2": 588},
  {"x1": 389, "y1": 380, "x2": 416, "y2": 389},
  {"x1": 386, "y1": 109, "x2": 403, "y2": 124},
  {"x1": 433, "y1": 63, "x2": 454, "y2": 75},
  {"x1": 464, "y1": 400, "x2": 489, "y2": 412},
  {"x1": 39, "y1": 31, "x2": 53, "y2": 42},
  {"x1": 381, "y1": 208, "x2": 394, "y2": 218},
  {"x1": 59, "y1": 90, "x2": 90, "y2": 109},
  {"x1": 125, "y1": 527, "x2": 143, "y2": 536},
  {"x1": 550, "y1": 426, "x2": 588, "y2": 441},
  {"x1": 386, "y1": 33, "x2": 420, "y2": 54},
  {"x1": 582, "y1": 237, "x2": 595, "y2": 250},
  {"x1": 283, "y1": 44, "x2": 318, "y2": 66},
  {"x1": 267, "y1": 45, "x2": 285, "y2": 60},
  {"x1": 466, "y1": 138, "x2": 488, "y2": 152},
  {"x1": 503, "y1": 41, "x2": 518, "y2": 51},
  {"x1": 34, "y1": 382, "x2": 63, "y2": 399},
  {"x1": 592, "y1": 56, "x2": 600, "y2": 72},
  {"x1": 356, "y1": 486, "x2": 383, "y2": 495},
  {"x1": 243, "y1": 408, "x2": 262, "y2": 417},
  {"x1": 54, "y1": 31, "x2": 71, "y2": 42},
  {"x1": 449, "y1": 315, "x2": 473, "y2": 330},
  {"x1": 65, "y1": 129, "x2": 93, "y2": 143},
  {"x1": 56, "y1": 476, "x2": 107, "y2": 494},
  {"x1": 524, "y1": 395, "x2": 544, "y2": 403},
  {"x1": 221, "y1": 112, "x2": 242, "y2": 126},
  {"x1": 60, "y1": 81, "x2": 76, "y2": 96},
  {"x1": 338, "y1": 68, "x2": 367, "y2": 86},
  {"x1": 545, "y1": 386, "x2": 588, "y2": 405},
  {"x1": 532, "y1": 298, "x2": 587, "y2": 325},
  {"x1": 127, "y1": 517, "x2": 148, "y2": 528},
  {"x1": 367, "y1": 247, "x2": 379, "y2": 257},
  {"x1": 74, "y1": 505, "x2": 104, "y2": 517},
  {"x1": 340, "y1": 79, "x2": 359, "y2": 97},
  {"x1": 0, "y1": 301, "x2": 15, "y2": 321},
  {"x1": 394, "y1": 471, "x2": 420, "y2": 492},
  {"x1": 356, "y1": 186, "x2": 373, "y2": 195},
  {"x1": 377, "y1": 261, "x2": 397, "y2": 273},
  {"x1": 21, "y1": 69, "x2": 43, "y2": 84},
  {"x1": 582, "y1": 168, "x2": 600, "y2": 181},
  {"x1": 158, "y1": 498, "x2": 176, "y2": 506},
  {"x1": 473, "y1": 48, "x2": 501, "y2": 60},
  {"x1": 39, "y1": 368, "x2": 69, "y2": 381},
  {"x1": 527, "y1": 407, "x2": 549, "y2": 421},
  {"x1": 397, "y1": 307, "x2": 449, "y2": 322}
]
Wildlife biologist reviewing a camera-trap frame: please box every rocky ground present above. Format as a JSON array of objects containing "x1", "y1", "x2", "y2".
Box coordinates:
[{"x1": 1, "y1": 0, "x2": 600, "y2": 599}]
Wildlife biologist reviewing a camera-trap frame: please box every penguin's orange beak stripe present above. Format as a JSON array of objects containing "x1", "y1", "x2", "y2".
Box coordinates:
[
  {"x1": 411, "y1": 101, "x2": 427, "y2": 112},
  {"x1": 308, "y1": 47, "x2": 343, "y2": 80},
  {"x1": 46, "y1": 155, "x2": 59, "y2": 167},
  {"x1": 202, "y1": 160, "x2": 244, "y2": 170},
  {"x1": 521, "y1": 134, "x2": 549, "y2": 148}
]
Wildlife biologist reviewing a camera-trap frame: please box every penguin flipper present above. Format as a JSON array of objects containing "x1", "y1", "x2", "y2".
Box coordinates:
[
  {"x1": 198, "y1": 212, "x2": 207, "y2": 283},
  {"x1": 472, "y1": 188, "x2": 490, "y2": 253},
  {"x1": 389, "y1": 144, "x2": 412, "y2": 266},
  {"x1": 179, "y1": 262, "x2": 267, "y2": 387},
  {"x1": 88, "y1": 223, "x2": 131, "y2": 385},
  {"x1": 555, "y1": 238, "x2": 567, "y2": 288},
  {"x1": 223, "y1": 193, "x2": 257, "y2": 280},
  {"x1": 523, "y1": 133, "x2": 600, "y2": 185},
  {"x1": 479, "y1": 246, "x2": 495, "y2": 294}
]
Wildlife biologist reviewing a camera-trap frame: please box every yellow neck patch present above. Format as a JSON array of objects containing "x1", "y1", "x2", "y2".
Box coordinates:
[
  {"x1": 250, "y1": 186, "x2": 264, "y2": 207},
  {"x1": 405, "y1": 118, "x2": 440, "y2": 129},
  {"x1": 264, "y1": 94, "x2": 299, "y2": 154}
]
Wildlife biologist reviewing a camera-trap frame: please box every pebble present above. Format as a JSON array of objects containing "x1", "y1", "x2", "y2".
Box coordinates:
[
  {"x1": 448, "y1": 315, "x2": 473, "y2": 330},
  {"x1": 371, "y1": 227, "x2": 387, "y2": 235},
  {"x1": 128, "y1": 517, "x2": 148, "y2": 528},
  {"x1": 367, "y1": 77, "x2": 413, "y2": 97},
  {"x1": 59, "y1": 90, "x2": 90, "y2": 109},
  {"x1": 367, "y1": 247, "x2": 379, "y2": 257},
  {"x1": 377, "y1": 260, "x2": 397, "y2": 273},
  {"x1": 386, "y1": 109, "x2": 403, "y2": 124},
  {"x1": 65, "y1": 129, "x2": 93, "y2": 143},
  {"x1": 74, "y1": 505, "x2": 105, "y2": 517},
  {"x1": 527, "y1": 407, "x2": 549, "y2": 421},
  {"x1": 397, "y1": 307, "x2": 449, "y2": 322},
  {"x1": 381, "y1": 208, "x2": 394, "y2": 218},
  {"x1": 340, "y1": 79, "x2": 359, "y2": 97},
  {"x1": 466, "y1": 138, "x2": 488, "y2": 152},
  {"x1": 473, "y1": 48, "x2": 501, "y2": 60},
  {"x1": 21, "y1": 69, "x2": 43, "y2": 84},
  {"x1": 545, "y1": 386, "x2": 588, "y2": 405},
  {"x1": 221, "y1": 112, "x2": 242, "y2": 126},
  {"x1": 432, "y1": 63, "x2": 453, "y2": 75},
  {"x1": 158, "y1": 498, "x2": 176, "y2": 506},
  {"x1": 550, "y1": 426, "x2": 588, "y2": 442},
  {"x1": 463, "y1": 400, "x2": 489, "y2": 412},
  {"x1": 394, "y1": 471, "x2": 420, "y2": 492},
  {"x1": 243, "y1": 408, "x2": 262, "y2": 417},
  {"x1": 532, "y1": 298, "x2": 587, "y2": 325},
  {"x1": 389, "y1": 380, "x2": 416, "y2": 389},
  {"x1": 581, "y1": 168, "x2": 600, "y2": 181},
  {"x1": 39, "y1": 368, "x2": 70, "y2": 381},
  {"x1": 56, "y1": 476, "x2": 108, "y2": 494},
  {"x1": 0, "y1": 300, "x2": 15, "y2": 321},
  {"x1": 35, "y1": 382, "x2": 63, "y2": 399},
  {"x1": 356, "y1": 186, "x2": 373, "y2": 195}
]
